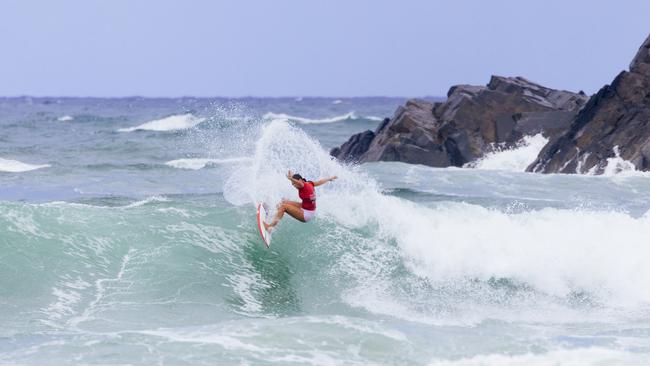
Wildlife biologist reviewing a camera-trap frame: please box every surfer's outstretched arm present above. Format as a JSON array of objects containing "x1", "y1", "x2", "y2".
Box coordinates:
[
  {"x1": 313, "y1": 176, "x2": 338, "y2": 187},
  {"x1": 287, "y1": 171, "x2": 305, "y2": 188}
]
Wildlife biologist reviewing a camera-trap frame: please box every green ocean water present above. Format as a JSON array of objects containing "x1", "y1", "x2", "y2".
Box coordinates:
[{"x1": 2, "y1": 97, "x2": 650, "y2": 365}]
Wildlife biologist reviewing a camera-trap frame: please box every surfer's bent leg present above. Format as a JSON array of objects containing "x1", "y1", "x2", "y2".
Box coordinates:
[
  {"x1": 280, "y1": 200, "x2": 301, "y2": 209},
  {"x1": 269, "y1": 202, "x2": 306, "y2": 227}
]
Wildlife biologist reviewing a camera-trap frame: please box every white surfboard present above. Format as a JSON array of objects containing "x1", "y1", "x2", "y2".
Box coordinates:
[{"x1": 256, "y1": 203, "x2": 272, "y2": 248}]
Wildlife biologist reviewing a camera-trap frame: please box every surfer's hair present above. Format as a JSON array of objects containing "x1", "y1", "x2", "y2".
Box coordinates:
[{"x1": 292, "y1": 173, "x2": 307, "y2": 182}]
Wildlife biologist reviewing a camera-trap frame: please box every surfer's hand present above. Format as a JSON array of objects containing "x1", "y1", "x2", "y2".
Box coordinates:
[
  {"x1": 330, "y1": 176, "x2": 338, "y2": 181},
  {"x1": 287, "y1": 170, "x2": 293, "y2": 179}
]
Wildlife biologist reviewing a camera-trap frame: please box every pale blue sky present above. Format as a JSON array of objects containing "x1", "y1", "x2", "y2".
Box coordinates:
[{"x1": 1, "y1": 0, "x2": 648, "y2": 97}]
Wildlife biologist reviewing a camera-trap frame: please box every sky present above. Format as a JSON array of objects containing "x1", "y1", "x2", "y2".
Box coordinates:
[{"x1": 0, "y1": 0, "x2": 649, "y2": 97}]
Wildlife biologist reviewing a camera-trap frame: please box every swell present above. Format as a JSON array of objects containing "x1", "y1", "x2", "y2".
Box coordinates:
[
  {"x1": 4, "y1": 192, "x2": 650, "y2": 334},
  {"x1": 0, "y1": 196, "x2": 288, "y2": 334},
  {"x1": 3, "y1": 120, "x2": 650, "y2": 334}
]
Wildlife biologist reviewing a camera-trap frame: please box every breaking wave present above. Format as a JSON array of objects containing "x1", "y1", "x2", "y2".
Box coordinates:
[
  {"x1": 3, "y1": 118, "x2": 650, "y2": 364},
  {"x1": 223, "y1": 120, "x2": 650, "y2": 323},
  {"x1": 0, "y1": 157, "x2": 50, "y2": 172},
  {"x1": 467, "y1": 134, "x2": 548, "y2": 172},
  {"x1": 262, "y1": 112, "x2": 382, "y2": 124},
  {"x1": 165, "y1": 157, "x2": 252, "y2": 170},
  {"x1": 118, "y1": 113, "x2": 206, "y2": 132}
]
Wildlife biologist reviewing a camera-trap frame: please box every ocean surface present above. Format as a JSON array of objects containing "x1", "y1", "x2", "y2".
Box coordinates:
[{"x1": 1, "y1": 96, "x2": 650, "y2": 365}]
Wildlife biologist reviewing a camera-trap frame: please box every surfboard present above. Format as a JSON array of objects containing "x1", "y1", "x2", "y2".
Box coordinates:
[{"x1": 256, "y1": 203, "x2": 272, "y2": 248}]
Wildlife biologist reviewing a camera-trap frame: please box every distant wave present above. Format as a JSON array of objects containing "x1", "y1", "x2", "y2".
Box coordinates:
[
  {"x1": 165, "y1": 157, "x2": 252, "y2": 170},
  {"x1": 467, "y1": 134, "x2": 548, "y2": 172},
  {"x1": 332, "y1": 99, "x2": 343, "y2": 104},
  {"x1": 118, "y1": 114, "x2": 206, "y2": 132},
  {"x1": 0, "y1": 158, "x2": 50, "y2": 172},
  {"x1": 57, "y1": 115, "x2": 74, "y2": 122},
  {"x1": 122, "y1": 195, "x2": 169, "y2": 208},
  {"x1": 428, "y1": 348, "x2": 643, "y2": 366},
  {"x1": 263, "y1": 111, "x2": 382, "y2": 124}
]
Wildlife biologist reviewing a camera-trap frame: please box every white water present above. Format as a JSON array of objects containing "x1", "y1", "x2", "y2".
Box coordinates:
[
  {"x1": 118, "y1": 113, "x2": 206, "y2": 132},
  {"x1": 0, "y1": 158, "x2": 50, "y2": 172},
  {"x1": 262, "y1": 111, "x2": 382, "y2": 124},
  {"x1": 225, "y1": 121, "x2": 650, "y2": 325},
  {"x1": 602, "y1": 146, "x2": 639, "y2": 176},
  {"x1": 165, "y1": 157, "x2": 252, "y2": 170},
  {"x1": 4, "y1": 114, "x2": 650, "y2": 364},
  {"x1": 428, "y1": 348, "x2": 646, "y2": 366},
  {"x1": 468, "y1": 134, "x2": 548, "y2": 172},
  {"x1": 57, "y1": 115, "x2": 74, "y2": 122}
]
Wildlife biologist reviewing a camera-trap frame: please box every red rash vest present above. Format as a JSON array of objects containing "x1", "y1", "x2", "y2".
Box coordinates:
[{"x1": 299, "y1": 181, "x2": 316, "y2": 211}]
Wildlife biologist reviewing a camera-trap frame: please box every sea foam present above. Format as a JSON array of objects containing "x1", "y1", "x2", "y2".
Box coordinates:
[
  {"x1": 262, "y1": 112, "x2": 381, "y2": 124},
  {"x1": 467, "y1": 134, "x2": 548, "y2": 172},
  {"x1": 165, "y1": 157, "x2": 252, "y2": 170},
  {"x1": 118, "y1": 113, "x2": 206, "y2": 132},
  {"x1": 428, "y1": 348, "x2": 646, "y2": 366},
  {"x1": 0, "y1": 158, "x2": 50, "y2": 172},
  {"x1": 224, "y1": 120, "x2": 650, "y2": 326},
  {"x1": 601, "y1": 146, "x2": 639, "y2": 176}
]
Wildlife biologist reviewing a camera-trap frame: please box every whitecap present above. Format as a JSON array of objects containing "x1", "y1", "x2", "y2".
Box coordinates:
[
  {"x1": 165, "y1": 157, "x2": 252, "y2": 170},
  {"x1": 262, "y1": 111, "x2": 383, "y2": 124},
  {"x1": 428, "y1": 348, "x2": 646, "y2": 366},
  {"x1": 121, "y1": 196, "x2": 169, "y2": 208},
  {"x1": 262, "y1": 111, "x2": 359, "y2": 124},
  {"x1": 118, "y1": 113, "x2": 206, "y2": 132},
  {"x1": 57, "y1": 115, "x2": 74, "y2": 122},
  {"x1": 0, "y1": 158, "x2": 50, "y2": 172}
]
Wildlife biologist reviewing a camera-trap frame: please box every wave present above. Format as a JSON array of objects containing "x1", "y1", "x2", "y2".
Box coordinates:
[
  {"x1": 4, "y1": 120, "x2": 650, "y2": 338},
  {"x1": 466, "y1": 134, "x2": 548, "y2": 172},
  {"x1": 262, "y1": 111, "x2": 382, "y2": 124},
  {"x1": 0, "y1": 157, "x2": 50, "y2": 172},
  {"x1": 165, "y1": 157, "x2": 252, "y2": 170},
  {"x1": 57, "y1": 115, "x2": 74, "y2": 122},
  {"x1": 599, "y1": 146, "x2": 643, "y2": 176},
  {"x1": 118, "y1": 113, "x2": 206, "y2": 132},
  {"x1": 429, "y1": 348, "x2": 646, "y2": 366},
  {"x1": 224, "y1": 120, "x2": 650, "y2": 323}
]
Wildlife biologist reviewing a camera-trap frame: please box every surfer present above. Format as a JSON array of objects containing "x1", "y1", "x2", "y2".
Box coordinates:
[{"x1": 264, "y1": 170, "x2": 337, "y2": 231}]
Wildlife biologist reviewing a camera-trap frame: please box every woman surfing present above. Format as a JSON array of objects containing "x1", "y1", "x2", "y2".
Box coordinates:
[{"x1": 264, "y1": 170, "x2": 337, "y2": 231}]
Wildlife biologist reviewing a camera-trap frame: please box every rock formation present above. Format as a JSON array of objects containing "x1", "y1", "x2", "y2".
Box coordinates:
[
  {"x1": 528, "y1": 34, "x2": 650, "y2": 174},
  {"x1": 331, "y1": 76, "x2": 587, "y2": 167}
]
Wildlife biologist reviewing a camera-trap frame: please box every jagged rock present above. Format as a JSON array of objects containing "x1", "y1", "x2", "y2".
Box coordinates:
[
  {"x1": 528, "y1": 34, "x2": 650, "y2": 174},
  {"x1": 331, "y1": 76, "x2": 587, "y2": 167},
  {"x1": 329, "y1": 129, "x2": 376, "y2": 163}
]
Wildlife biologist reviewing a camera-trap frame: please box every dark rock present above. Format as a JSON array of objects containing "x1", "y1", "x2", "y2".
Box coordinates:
[
  {"x1": 329, "y1": 129, "x2": 376, "y2": 163},
  {"x1": 331, "y1": 77, "x2": 587, "y2": 167},
  {"x1": 528, "y1": 34, "x2": 650, "y2": 174}
]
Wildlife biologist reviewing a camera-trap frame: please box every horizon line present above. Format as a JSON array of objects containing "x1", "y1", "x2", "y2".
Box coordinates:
[{"x1": 0, "y1": 94, "x2": 445, "y2": 100}]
